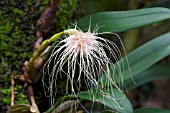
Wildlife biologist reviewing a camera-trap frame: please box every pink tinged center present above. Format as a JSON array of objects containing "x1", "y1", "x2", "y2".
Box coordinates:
[{"x1": 64, "y1": 32, "x2": 97, "y2": 54}]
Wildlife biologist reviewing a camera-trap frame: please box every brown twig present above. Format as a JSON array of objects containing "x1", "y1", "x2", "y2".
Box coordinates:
[
  {"x1": 29, "y1": 1, "x2": 61, "y2": 110},
  {"x1": 27, "y1": 84, "x2": 40, "y2": 113},
  {"x1": 9, "y1": 0, "x2": 61, "y2": 112},
  {"x1": 11, "y1": 77, "x2": 15, "y2": 106},
  {"x1": 34, "y1": 0, "x2": 61, "y2": 51}
]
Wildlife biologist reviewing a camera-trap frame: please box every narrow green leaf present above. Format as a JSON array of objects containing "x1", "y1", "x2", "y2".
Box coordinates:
[
  {"x1": 100, "y1": 32, "x2": 170, "y2": 85},
  {"x1": 125, "y1": 64, "x2": 170, "y2": 91},
  {"x1": 47, "y1": 89, "x2": 133, "y2": 113},
  {"x1": 134, "y1": 108, "x2": 170, "y2": 113},
  {"x1": 76, "y1": 7, "x2": 170, "y2": 32},
  {"x1": 76, "y1": 89, "x2": 133, "y2": 113}
]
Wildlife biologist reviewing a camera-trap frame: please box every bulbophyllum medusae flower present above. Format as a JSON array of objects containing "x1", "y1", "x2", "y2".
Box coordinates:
[{"x1": 43, "y1": 27, "x2": 129, "y2": 109}]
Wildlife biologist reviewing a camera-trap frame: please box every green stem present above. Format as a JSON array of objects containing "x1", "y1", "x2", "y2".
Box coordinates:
[
  {"x1": 28, "y1": 29, "x2": 79, "y2": 70},
  {"x1": 28, "y1": 31, "x2": 64, "y2": 69}
]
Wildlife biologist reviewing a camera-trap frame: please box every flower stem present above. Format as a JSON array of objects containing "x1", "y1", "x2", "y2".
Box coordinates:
[{"x1": 28, "y1": 31, "x2": 64, "y2": 69}]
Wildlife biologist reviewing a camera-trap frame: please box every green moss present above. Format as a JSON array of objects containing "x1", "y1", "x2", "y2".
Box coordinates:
[
  {"x1": 14, "y1": 86, "x2": 29, "y2": 104},
  {"x1": 13, "y1": 8, "x2": 25, "y2": 16},
  {"x1": 0, "y1": 85, "x2": 29, "y2": 105},
  {"x1": 53, "y1": 0, "x2": 81, "y2": 32},
  {"x1": 0, "y1": 0, "x2": 47, "y2": 107}
]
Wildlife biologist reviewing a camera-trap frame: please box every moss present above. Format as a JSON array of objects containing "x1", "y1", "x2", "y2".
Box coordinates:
[
  {"x1": 14, "y1": 85, "x2": 29, "y2": 104},
  {"x1": 0, "y1": 84, "x2": 29, "y2": 105},
  {"x1": 52, "y1": 0, "x2": 81, "y2": 33},
  {"x1": 0, "y1": 0, "x2": 47, "y2": 108}
]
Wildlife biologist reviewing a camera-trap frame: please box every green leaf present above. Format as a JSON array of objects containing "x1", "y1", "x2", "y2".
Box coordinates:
[
  {"x1": 47, "y1": 89, "x2": 133, "y2": 113},
  {"x1": 134, "y1": 108, "x2": 170, "y2": 113},
  {"x1": 125, "y1": 64, "x2": 170, "y2": 91},
  {"x1": 76, "y1": 89, "x2": 133, "y2": 113},
  {"x1": 75, "y1": 7, "x2": 170, "y2": 32},
  {"x1": 100, "y1": 32, "x2": 170, "y2": 85}
]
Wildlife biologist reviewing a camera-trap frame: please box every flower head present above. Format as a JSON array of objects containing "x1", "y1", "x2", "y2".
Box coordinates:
[
  {"x1": 43, "y1": 28, "x2": 127, "y2": 108},
  {"x1": 63, "y1": 31, "x2": 97, "y2": 55}
]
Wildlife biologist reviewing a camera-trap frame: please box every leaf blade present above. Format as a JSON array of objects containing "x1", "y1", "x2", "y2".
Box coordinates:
[
  {"x1": 100, "y1": 32, "x2": 170, "y2": 85},
  {"x1": 76, "y1": 7, "x2": 170, "y2": 32},
  {"x1": 76, "y1": 89, "x2": 133, "y2": 113},
  {"x1": 122, "y1": 32, "x2": 170, "y2": 81},
  {"x1": 125, "y1": 64, "x2": 170, "y2": 91},
  {"x1": 47, "y1": 89, "x2": 133, "y2": 113}
]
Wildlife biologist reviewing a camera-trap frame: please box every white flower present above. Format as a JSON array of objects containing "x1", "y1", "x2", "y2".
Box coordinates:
[{"x1": 43, "y1": 28, "x2": 127, "y2": 108}]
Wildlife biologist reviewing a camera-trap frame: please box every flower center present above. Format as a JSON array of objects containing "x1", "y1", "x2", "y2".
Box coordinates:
[{"x1": 64, "y1": 31, "x2": 97, "y2": 54}]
